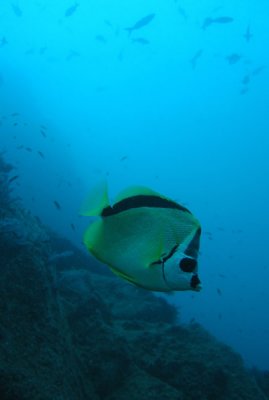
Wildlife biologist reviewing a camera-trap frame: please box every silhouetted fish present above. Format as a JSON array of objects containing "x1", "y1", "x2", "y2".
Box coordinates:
[
  {"x1": 202, "y1": 16, "x2": 234, "y2": 29},
  {"x1": 240, "y1": 87, "x2": 248, "y2": 95},
  {"x1": 205, "y1": 231, "x2": 212, "y2": 237},
  {"x1": 125, "y1": 13, "x2": 155, "y2": 35},
  {"x1": 70, "y1": 223, "x2": 76, "y2": 231},
  {"x1": 118, "y1": 49, "x2": 124, "y2": 61},
  {"x1": 231, "y1": 228, "x2": 243, "y2": 234},
  {"x1": 8, "y1": 175, "x2": 19, "y2": 183},
  {"x1": 65, "y1": 3, "x2": 79, "y2": 17},
  {"x1": 202, "y1": 17, "x2": 213, "y2": 30},
  {"x1": 215, "y1": 17, "x2": 234, "y2": 23},
  {"x1": 252, "y1": 66, "x2": 266, "y2": 76},
  {"x1": 25, "y1": 48, "x2": 35, "y2": 55},
  {"x1": 120, "y1": 155, "x2": 128, "y2": 162},
  {"x1": 40, "y1": 130, "x2": 47, "y2": 138},
  {"x1": 66, "y1": 50, "x2": 80, "y2": 61},
  {"x1": 242, "y1": 75, "x2": 250, "y2": 85},
  {"x1": 25, "y1": 147, "x2": 32, "y2": 152},
  {"x1": 0, "y1": 37, "x2": 8, "y2": 47},
  {"x1": 244, "y1": 24, "x2": 253, "y2": 42},
  {"x1": 217, "y1": 288, "x2": 222, "y2": 296},
  {"x1": 95, "y1": 35, "x2": 106, "y2": 43},
  {"x1": 132, "y1": 37, "x2": 150, "y2": 45},
  {"x1": 37, "y1": 151, "x2": 45, "y2": 159},
  {"x1": 11, "y1": 3, "x2": 22, "y2": 17},
  {"x1": 39, "y1": 46, "x2": 47, "y2": 55},
  {"x1": 178, "y1": 6, "x2": 188, "y2": 20},
  {"x1": 53, "y1": 200, "x2": 61, "y2": 210},
  {"x1": 190, "y1": 49, "x2": 203, "y2": 69},
  {"x1": 104, "y1": 20, "x2": 113, "y2": 28},
  {"x1": 226, "y1": 53, "x2": 242, "y2": 65}
]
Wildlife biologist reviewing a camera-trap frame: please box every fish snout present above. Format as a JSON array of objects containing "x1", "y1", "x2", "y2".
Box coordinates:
[{"x1": 191, "y1": 273, "x2": 202, "y2": 291}]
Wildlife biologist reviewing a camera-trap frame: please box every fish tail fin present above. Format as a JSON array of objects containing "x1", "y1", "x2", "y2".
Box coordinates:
[{"x1": 80, "y1": 181, "x2": 109, "y2": 217}]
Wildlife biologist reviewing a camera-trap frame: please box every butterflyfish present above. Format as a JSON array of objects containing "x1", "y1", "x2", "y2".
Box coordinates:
[{"x1": 81, "y1": 184, "x2": 202, "y2": 292}]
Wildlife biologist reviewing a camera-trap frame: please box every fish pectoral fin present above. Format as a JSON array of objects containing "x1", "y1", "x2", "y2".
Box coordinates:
[{"x1": 80, "y1": 181, "x2": 109, "y2": 217}]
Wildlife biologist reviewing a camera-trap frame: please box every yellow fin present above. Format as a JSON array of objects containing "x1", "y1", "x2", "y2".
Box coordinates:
[
  {"x1": 109, "y1": 266, "x2": 152, "y2": 290},
  {"x1": 80, "y1": 181, "x2": 109, "y2": 216},
  {"x1": 109, "y1": 266, "x2": 138, "y2": 284},
  {"x1": 114, "y1": 185, "x2": 165, "y2": 204},
  {"x1": 83, "y1": 220, "x2": 102, "y2": 249}
]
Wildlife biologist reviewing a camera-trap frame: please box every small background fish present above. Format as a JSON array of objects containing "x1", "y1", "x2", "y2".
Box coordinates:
[
  {"x1": 65, "y1": 2, "x2": 79, "y2": 17},
  {"x1": 0, "y1": 0, "x2": 268, "y2": 377}
]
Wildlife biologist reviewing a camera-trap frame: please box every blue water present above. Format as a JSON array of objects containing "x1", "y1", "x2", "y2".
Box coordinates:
[{"x1": 1, "y1": 0, "x2": 269, "y2": 370}]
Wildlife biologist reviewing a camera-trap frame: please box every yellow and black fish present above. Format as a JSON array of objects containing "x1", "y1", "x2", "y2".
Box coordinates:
[{"x1": 81, "y1": 184, "x2": 202, "y2": 292}]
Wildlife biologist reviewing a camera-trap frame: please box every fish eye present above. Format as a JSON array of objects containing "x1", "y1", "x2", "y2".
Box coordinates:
[{"x1": 179, "y1": 258, "x2": 197, "y2": 273}]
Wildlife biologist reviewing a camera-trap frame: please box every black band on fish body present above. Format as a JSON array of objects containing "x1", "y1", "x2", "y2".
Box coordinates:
[
  {"x1": 184, "y1": 227, "x2": 202, "y2": 258},
  {"x1": 101, "y1": 195, "x2": 191, "y2": 217}
]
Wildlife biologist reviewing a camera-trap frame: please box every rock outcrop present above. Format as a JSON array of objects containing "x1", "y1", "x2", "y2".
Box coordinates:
[{"x1": 0, "y1": 154, "x2": 268, "y2": 400}]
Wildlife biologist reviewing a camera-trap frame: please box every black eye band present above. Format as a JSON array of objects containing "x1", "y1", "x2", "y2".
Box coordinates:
[{"x1": 184, "y1": 227, "x2": 201, "y2": 258}]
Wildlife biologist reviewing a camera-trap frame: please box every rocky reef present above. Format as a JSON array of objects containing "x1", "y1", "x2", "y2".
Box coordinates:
[{"x1": 0, "y1": 153, "x2": 269, "y2": 400}]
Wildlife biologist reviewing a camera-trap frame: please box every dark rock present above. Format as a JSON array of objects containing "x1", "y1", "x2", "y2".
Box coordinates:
[{"x1": 0, "y1": 153, "x2": 268, "y2": 400}]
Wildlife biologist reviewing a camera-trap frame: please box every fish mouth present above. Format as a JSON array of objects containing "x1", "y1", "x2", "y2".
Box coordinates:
[{"x1": 191, "y1": 274, "x2": 202, "y2": 291}]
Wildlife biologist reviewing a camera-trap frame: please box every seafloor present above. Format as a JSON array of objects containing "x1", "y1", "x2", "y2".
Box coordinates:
[{"x1": 0, "y1": 153, "x2": 269, "y2": 400}]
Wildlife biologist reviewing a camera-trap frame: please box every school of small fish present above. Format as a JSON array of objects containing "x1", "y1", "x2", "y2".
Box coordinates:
[
  {"x1": 0, "y1": 1, "x2": 266, "y2": 315},
  {"x1": 0, "y1": 2, "x2": 264, "y2": 98}
]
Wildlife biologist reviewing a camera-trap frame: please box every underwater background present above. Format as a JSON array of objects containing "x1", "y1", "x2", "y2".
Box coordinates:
[{"x1": 1, "y1": 0, "x2": 269, "y2": 398}]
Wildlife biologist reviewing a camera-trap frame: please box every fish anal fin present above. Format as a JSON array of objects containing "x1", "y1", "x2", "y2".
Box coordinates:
[{"x1": 109, "y1": 266, "x2": 137, "y2": 284}]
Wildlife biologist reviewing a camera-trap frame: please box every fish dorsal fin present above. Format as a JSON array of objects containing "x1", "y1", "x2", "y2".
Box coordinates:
[
  {"x1": 114, "y1": 186, "x2": 165, "y2": 204},
  {"x1": 80, "y1": 181, "x2": 109, "y2": 216}
]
